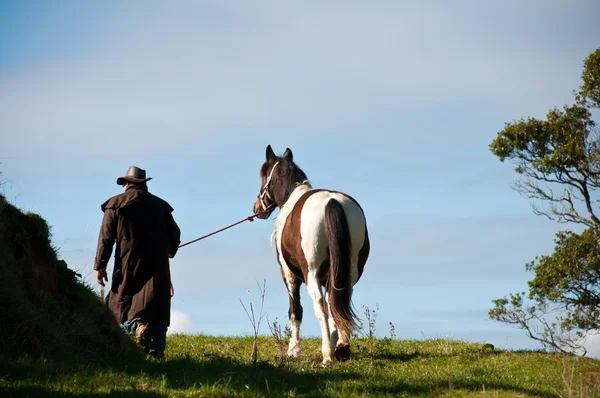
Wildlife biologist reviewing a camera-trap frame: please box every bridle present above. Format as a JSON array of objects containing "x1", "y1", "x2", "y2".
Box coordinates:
[{"x1": 257, "y1": 161, "x2": 279, "y2": 211}]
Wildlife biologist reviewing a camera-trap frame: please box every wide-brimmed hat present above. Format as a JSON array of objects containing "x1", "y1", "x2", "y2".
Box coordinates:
[{"x1": 116, "y1": 166, "x2": 153, "y2": 185}]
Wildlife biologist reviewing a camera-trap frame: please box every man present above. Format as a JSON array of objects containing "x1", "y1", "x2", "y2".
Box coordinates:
[{"x1": 94, "y1": 166, "x2": 181, "y2": 359}]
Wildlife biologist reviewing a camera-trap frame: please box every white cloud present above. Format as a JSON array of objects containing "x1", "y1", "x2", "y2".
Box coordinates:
[
  {"x1": 168, "y1": 310, "x2": 196, "y2": 335},
  {"x1": 1, "y1": 1, "x2": 595, "y2": 156},
  {"x1": 583, "y1": 332, "x2": 600, "y2": 359}
]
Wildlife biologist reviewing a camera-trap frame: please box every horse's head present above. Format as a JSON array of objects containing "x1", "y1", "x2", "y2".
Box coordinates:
[{"x1": 253, "y1": 145, "x2": 308, "y2": 219}]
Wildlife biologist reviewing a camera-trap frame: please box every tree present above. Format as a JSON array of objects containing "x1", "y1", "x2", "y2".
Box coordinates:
[{"x1": 489, "y1": 48, "x2": 600, "y2": 355}]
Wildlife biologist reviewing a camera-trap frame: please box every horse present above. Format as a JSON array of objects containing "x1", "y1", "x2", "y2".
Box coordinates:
[{"x1": 253, "y1": 145, "x2": 370, "y2": 365}]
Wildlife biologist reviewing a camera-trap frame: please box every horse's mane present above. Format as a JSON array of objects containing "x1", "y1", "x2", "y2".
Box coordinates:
[{"x1": 274, "y1": 157, "x2": 309, "y2": 202}]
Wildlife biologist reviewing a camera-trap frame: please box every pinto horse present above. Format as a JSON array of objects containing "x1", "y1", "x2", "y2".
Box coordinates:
[{"x1": 253, "y1": 145, "x2": 370, "y2": 365}]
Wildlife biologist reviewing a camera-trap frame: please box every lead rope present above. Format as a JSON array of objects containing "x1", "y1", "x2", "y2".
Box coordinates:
[
  {"x1": 166, "y1": 205, "x2": 274, "y2": 299},
  {"x1": 179, "y1": 163, "x2": 280, "y2": 249},
  {"x1": 178, "y1": 203, "x2": 276, "y2": 249},
  {"x1": 171, "y1": 166, "x2": 279, "y2": 299}
]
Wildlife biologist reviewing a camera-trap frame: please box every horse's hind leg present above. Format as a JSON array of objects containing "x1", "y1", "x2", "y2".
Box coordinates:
[
  {"x1": 325, "y1": 291, "x2": 352, "y2": 361},
  {"x1": 325, "y1": 291, "x2": 339, "y2": 348},
  {"x1": 333, "y1": 284, "x2": 354, "y2": 361},
  {"x1": 306, "y1": 272, "x2": 334, "y2": 365},
  {"x1": 334, "y1": 259, "x2": 361, "y2": 361},
  {"x1": 287, "y1": 278, "x2": 302, "y2": 357}
]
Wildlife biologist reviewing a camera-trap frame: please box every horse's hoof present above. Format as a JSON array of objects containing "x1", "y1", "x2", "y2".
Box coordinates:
[
  {"x1": 321, "y1": 358, "x2": 333, "y2": 367},
  {"x1": 335, "y1": 344, "x2": 351, "y2": 361},
  {"x1": 287, "y1": 346, "x2": 301, "y2": 357}
]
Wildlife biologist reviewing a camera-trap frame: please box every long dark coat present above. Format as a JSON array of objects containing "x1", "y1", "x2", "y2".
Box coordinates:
[{"x1": 94, "y1": 186, "x2": 180, "y2": 327}]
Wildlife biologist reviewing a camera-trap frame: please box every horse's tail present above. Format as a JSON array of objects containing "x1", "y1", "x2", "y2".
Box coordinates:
[{"x1": 324, "y1": 198, "x2": 356, "y2": 342}]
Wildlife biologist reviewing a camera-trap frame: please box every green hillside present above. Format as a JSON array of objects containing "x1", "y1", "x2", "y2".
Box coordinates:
[
  {"x1": 1, "y1": 194, "x2": 600, "y2": 397},
  {"x1": 3, "y1": 334, "x2": 600, "y2": 397}
]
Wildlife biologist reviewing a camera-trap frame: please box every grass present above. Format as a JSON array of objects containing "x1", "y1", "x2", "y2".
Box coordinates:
[{"x1": 2, "y1": 335, "x2": 600, "y2": 397}]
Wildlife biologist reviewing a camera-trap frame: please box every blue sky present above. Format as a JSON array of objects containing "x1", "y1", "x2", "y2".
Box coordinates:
[{"x1": 2, "y1": 1, "x2": 600, "y2": 354}]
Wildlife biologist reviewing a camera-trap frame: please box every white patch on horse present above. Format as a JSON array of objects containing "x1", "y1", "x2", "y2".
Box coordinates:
[
  {"x1": 288, "y1": 314, "x2": 302, "y2": 357},
  {"x1": 300, "y1": 191, "x2": 367, "y2": 282},
  {"x1": 307, "y1": 272, "x2": 334, "y2": 364}
]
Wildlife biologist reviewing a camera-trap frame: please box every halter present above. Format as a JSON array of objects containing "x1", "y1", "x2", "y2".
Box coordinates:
[{"x1": 258, "y1": 162, "x2": 280, "y2": 211}]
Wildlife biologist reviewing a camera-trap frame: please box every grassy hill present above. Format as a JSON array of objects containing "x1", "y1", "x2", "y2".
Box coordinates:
[
  {"x1": 3, "y1": 334, "x2": 600, "y2": 397},
  {"x1": 0, "y1": 193, "x2": 139, "y2": 361},
  {"x1": 2, "y1": 193, "x2": 600, "y2": 397}
]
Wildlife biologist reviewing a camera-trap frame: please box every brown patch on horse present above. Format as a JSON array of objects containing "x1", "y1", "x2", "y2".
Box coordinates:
[{"x1": 280, "y1": 189, "x2": 325, "y2": 282}]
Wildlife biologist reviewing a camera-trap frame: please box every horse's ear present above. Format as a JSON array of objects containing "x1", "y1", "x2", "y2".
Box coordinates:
[
  {"x1": 283, "y1": 148, "x2": 293, "y2": 161},
  {"x1": 266, "y1": 145, "x2": 277, "y2": 163}
]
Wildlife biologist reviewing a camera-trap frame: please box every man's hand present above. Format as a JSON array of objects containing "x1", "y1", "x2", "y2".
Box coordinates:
[{"x1": 96, "y1": 269, "x2": 108, "y2": 286}]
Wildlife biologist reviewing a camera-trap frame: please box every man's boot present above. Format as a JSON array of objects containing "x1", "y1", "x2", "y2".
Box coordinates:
[{"x1": 135, "y1": 320, "x2": 151, "y2": 351}]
